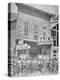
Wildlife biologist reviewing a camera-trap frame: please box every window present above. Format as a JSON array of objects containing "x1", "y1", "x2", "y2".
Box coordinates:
[
  {"x1": 24, "y1": 22, "x2": 28, "y2": 36},
  {"x1": 53, "y1": 40, "x2": 56, "y2": 46},
  {"x1": 34, "y1": 25, "x2": 38, "y2": 34},
  {"x1": 44, "y1": 51, "x2": 46, "y2": 55},
  {"x1": 34, "y1": 35, "x2": 38, "y2": 40},
  {"x1": 11, "y1": 21, "x2": 16, "y2": 30},
  {"x1": 43, "y1": 32, "x2": 46, "y2": 41},
  {"x1": 34, "y1": 25, "x2": 38, "y2": 40},
  {"x1": 43, "y1": 32, "x2": 46, "y2": 37}
]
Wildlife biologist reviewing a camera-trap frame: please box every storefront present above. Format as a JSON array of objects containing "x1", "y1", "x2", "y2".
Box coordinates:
[
  {"x1": 37, "y1": 44, "x2": 52, "y2": 60},
  {"x1": 15, "y1": 39, "x2": 52, "y2": 60}
]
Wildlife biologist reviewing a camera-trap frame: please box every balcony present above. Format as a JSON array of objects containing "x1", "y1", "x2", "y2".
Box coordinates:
[{"x1": 38, "y1": 37, "x2": 52, "y2": 45}]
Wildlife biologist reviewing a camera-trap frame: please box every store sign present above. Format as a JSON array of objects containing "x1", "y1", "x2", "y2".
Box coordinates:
[
  {"x1": 16, "y1": 44, "x2": 30, "y2": 50},
  {"x1": 16, "y1": 45, "x2": 23, "y2": 50},
  {"x1": 18, "y1": 40, "x2": 23, "y2": 45}
]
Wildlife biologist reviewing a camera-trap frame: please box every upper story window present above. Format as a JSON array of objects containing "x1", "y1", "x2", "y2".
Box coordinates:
[
  {"x1": 43, "y1": 32, "x2": 46, "y2": 41},
  {"x1": 34, "y1": 35, "x2": 38, "y2": 40},
  {"x1": 11, "y1": 21, "x2": 16, "y2": 30},
  {"x1": 34, "y1": 25, "x2": 38, "y2": 34},
  {"x1": 34, "y1": 25, "x2": 38, "y2": 40},
  {"x1": 43, "y1": 32, "x2": 46, "y2": 38},
  {"x1": 24, "y1": 22, "x2": 29, "y2": 36},
  {"x1": 42, "y1": 31, "x2": 51, "y2": 41}
]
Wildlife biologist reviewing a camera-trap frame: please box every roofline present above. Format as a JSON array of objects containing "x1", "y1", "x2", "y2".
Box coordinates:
[{"x1": 16, "y1": 3, "x2": 54, "y2": 21}]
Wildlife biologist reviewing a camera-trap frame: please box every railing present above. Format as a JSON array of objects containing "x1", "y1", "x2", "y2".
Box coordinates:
[{"x1": 38, "y1": 37, "x2": 52, "y2": 45}]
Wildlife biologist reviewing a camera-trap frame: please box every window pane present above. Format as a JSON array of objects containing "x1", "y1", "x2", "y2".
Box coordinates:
[
  {"x1": 24, "y1": 22, "x2": 28, "y2": 36},
  {"x1": 11, "y1": 21, "x2": 16, "y2": 30},
  {"x1": 34, "y1": 35, "x2": 38, "y2": 40},
  {"x1": 53, "y1": 40, "x2": 56, "y2": 46},
  {"x1": 34, "y1": 25, "x2": 38, "y2": 33},
  {"x1": 43, "y1": 32, "x2": 46, "y2": 37}
]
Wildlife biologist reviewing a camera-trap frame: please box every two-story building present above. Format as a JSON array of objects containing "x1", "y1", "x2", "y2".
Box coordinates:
[{"x1": 13, "y1": 3, "x2": 54, "y2": 60}]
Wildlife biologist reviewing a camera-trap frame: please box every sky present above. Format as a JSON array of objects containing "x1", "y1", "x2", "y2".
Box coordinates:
[{"x1": 10, "y1": 3, "x2": 59, "y2": 15}]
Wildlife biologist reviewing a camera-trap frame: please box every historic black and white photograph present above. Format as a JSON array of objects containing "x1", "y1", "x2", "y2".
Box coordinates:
[{"x1": 8, "y1": 3, "x2": 59, "y2": 77}]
